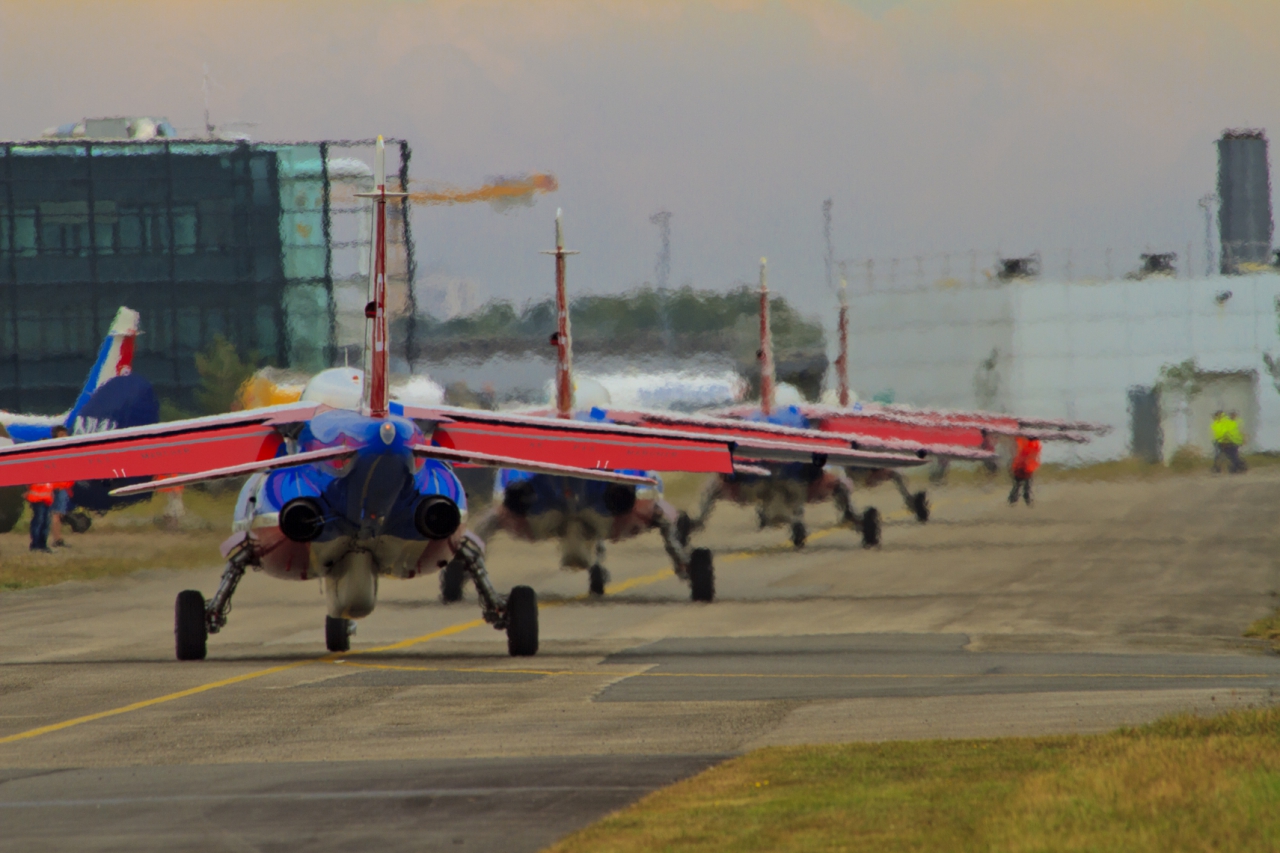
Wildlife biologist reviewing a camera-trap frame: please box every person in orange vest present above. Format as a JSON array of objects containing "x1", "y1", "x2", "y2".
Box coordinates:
[
  {"x1": 1008, "y1": 435, "x2": 1041, "y2": 506},
  {"x1": 25, "y1": 481, "x2": 54, "y2": 552}
]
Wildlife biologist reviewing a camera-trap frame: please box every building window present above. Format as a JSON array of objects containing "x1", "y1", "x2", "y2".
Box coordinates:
[
  {"x1": 38, "y1": 202, "x2": 90, "y2": 257},
  {"x1": 173, "y1": 206, "x2": 197, "y2": 255},
  {"x1": 118, "y1": 206, "x2": 170, "y2": 255},
  {"x1": 198, "y1": 199, "x2": 234, "y2": 253}
]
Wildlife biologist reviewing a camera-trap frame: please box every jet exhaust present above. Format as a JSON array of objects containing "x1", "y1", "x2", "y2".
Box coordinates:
[
  {"x1": 279, "y1": 498, "x2": 325, "y2": 542},
  {"x1": 415, "y1": 496, "x2": 462, "y2": 539}
]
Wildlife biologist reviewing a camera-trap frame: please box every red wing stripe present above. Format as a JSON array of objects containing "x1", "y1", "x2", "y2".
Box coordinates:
[
  {"x1": 413, "y1": 445, "x2": 657, "y2": 486},
  {"x1": 431, "y1": 423, "x2": 735, "y2": 474},
  {"x1": 109, "y1": 447, "x2": 357, "y2": 497},
  {"x1": 0, "y1": 425, "x2": 280, "y2": 487}
]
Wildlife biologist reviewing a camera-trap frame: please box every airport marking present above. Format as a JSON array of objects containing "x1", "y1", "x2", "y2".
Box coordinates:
[
  {"x1": 0, "y1": 498, "x2": 939, "y2": 747},
  {"x1": 326, "y1": 659, "x2": 1279, "y2": 682}
]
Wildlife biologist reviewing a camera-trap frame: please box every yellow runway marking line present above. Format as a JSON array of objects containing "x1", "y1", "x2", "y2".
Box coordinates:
[
  {"x1": 0, "y1": 660, "x2": 315, "y2": 746},
  {"x1": 327, "y1": 660, "x2": 1276, "y2": 682},
  {"x1": 0, "y1": 494, "x2": 952, "y2": 747},
  {"x1": 0, "y1": 619, "x2": 490, "y2": 747}
]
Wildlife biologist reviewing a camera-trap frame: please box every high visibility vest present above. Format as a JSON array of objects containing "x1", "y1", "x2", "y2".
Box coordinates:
[
  {"x1": 1211, "y1": 418, "x2": 1229, "y2": 443},
  {"x1": 1223, "y1": 419, "x2": 1245, "y2": 446},
  {"x1": 1013, "y1": 437, "x2": 1041, "y2": 477},
  {"x1": 25, "y1": 483, "x2": 54, "y2": 504}
]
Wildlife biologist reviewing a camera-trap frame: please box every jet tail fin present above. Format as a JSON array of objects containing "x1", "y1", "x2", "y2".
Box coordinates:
[
  {"x1": 542, "y1": 209, "x2": 579, "y2": 418},
  {"x1": 66, "y1": 306, "x2": 140, "y2": 427},
  {"x1": 758, "y1": 259, "x2": 775, "y2": 416}
]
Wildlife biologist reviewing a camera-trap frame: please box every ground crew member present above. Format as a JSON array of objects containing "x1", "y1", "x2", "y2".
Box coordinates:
[
  {"x1": 1008, "y1": 436, "x2": 1041, "y2": 506},
  {"x1": 1221, "y1": 410, "x2": 1247, "y2": 474},
  {"x1": 25, "y1": 481, "x2": 53, "y2": 552},
  {"x1": 1211, "y1": 411, "x2": 1228, "y2": 473},
  {"x1": 49, "y1": 425, "x2": 72, "y2": 547}
]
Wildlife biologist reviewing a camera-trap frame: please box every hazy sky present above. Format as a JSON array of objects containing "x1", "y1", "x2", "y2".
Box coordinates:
[{"x1": 2, "y1": 0, "x2": 1277, "y2": 318}]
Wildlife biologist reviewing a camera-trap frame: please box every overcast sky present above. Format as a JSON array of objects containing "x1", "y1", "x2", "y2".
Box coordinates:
[{"x1": 2, "y1": 0, "x2": 1277, "y2": 319}]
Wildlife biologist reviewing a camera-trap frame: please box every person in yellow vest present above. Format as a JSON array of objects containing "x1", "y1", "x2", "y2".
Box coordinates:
[
  {"x1": 25, "y1": 482, "x2": 54, "y2": 552},
  {"x1": 1221, "y1": 410, "x2": 1247, "y2": 473},
  {"x1": 1210, "y1": 410, "x2": 1229, "y2": 473}
]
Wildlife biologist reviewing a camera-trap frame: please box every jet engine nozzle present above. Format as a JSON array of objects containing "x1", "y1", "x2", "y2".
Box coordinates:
[
  {"x1": 415, "y1": 496, "x2": 461, "y2": 540},
  {"x1": 279, "y1": 498, "x2": 325, "y2": 542},
  {"x1": 602, "y1": 483, "x2": 637, "y2": 516}
]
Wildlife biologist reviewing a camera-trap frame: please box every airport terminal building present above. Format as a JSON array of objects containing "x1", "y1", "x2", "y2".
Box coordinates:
[{"x1": 0, "y1": 120, "x2": 414, "y2": 412}]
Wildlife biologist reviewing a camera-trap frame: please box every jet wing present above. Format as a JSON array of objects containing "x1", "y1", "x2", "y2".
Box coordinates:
[
  {"x1": 594, "y1": 408, "x2": 992, "y2": 463},
  {"x1": 714, "y1": 403, "x2": 1107, "y2": 444},
  {"x1": 405, "y1": 406, "x2": 736, "y2": 473},
  {"x1": 412, "y1": 445, "x2": 657, "y2": 486},
  {"x1": 401, "y1": 406, "x2": 931, "y2": 472},
  {"x1": 109, "y1": 445, "x2": 356, "y2": 497},
  {"x1": 0, "y1": 402, "x2": 324, "y2": 488}
]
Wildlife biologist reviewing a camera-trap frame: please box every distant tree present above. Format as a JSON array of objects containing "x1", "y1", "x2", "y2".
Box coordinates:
[{"x1": 194, "y1": 335, "x2": 258, "y2": 415}]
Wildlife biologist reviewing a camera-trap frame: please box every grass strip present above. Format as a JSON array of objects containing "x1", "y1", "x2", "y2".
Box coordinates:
[{"x1": 546, "y1": 707, "x2": 1280, "y2": 853}]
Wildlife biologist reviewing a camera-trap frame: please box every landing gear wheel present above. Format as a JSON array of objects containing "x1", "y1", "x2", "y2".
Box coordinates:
[
  {"x1": 912, "y1": 491, "x2": 930, "y2": 523},
  {"x1": 66, "y1": 509, "x2": 92, "y2": 534},
  {"x1": 861, "y1": 507, "x2": 881, "y2": 549},
  {"x1": 174, "y1": 590, "x2": 207, "y2": 661},
  {"x1": 689, "y1": 548, "x2": 715, "y2": 602},
  {"x1": 588, "y1": 565, "x2": 608, "y2": 596},
  {"x1": 325, "y1": 616, "x2": 352, "y2": 653},
  {"x1": 440, "y1": 558, "x2": 467, "y2": 603},
  {"x1": 506, "y1": 585, "x2": 539, "y2": 657},
  {"x1": 790, "y1": 521, "x2": 807, "y2": 549}
]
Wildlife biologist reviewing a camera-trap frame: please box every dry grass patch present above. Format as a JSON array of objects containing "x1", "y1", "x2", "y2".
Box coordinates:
[
  {"x1": 547, "y1": 708, "x2": 1280, "y2": 853},
  {"x1": 0, "y1": 489, "x2": 237, "y2": 590}
]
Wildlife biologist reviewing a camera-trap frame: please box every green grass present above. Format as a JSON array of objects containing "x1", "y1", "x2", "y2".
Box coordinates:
[
  {"x1": 0, "y1": 488, "x2": 238, "y2": 590},
  {"x1": 546, "y1": 708, "x2": 1280, "y2": 853}
]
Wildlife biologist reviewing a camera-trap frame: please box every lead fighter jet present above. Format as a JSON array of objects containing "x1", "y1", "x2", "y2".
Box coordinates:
[{"x1": 0, "y1": 137, "x2": 913, "y2": 661}]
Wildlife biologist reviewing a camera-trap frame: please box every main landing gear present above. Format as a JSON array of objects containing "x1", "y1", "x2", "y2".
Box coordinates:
[
  {"x1": 441, "y1": 534, "x2": 539, "y2": 656},
  {"x1": 662, "y1": 510, "x2": 715, "y2": 603},
  {"x1": 174, "y1": 538, "x2": 254, "y2": 661}
]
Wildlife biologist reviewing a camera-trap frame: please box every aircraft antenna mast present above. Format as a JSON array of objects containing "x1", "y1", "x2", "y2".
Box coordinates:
[
  {"x1": 542, "y1": 209, "x2": 579, "y2": 418},
  {"x1": 356, "y1": 136, "x2": 407, "y2": 418},
  {"x1": 758, "y1": 258, "x2": 775, "y2": 417}
]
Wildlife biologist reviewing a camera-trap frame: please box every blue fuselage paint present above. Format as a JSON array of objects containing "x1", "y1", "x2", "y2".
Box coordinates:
[{"x1": 234, "y1": 410, "x2": 467, "y2": 578}]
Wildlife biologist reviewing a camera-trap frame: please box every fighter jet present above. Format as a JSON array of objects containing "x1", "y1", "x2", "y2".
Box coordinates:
[
  {"x1": 445, "y1": 220, "x2": 937, "y2": 604},
  {"x1": 576, "y1": 261, "x2": 995, "y2": 550},
  {"x1": 0, "y1": 306, "x2": 153, "y2": 531},
  {"x1": 0, "y1": 138, "x2": 896, "y2": 660}
]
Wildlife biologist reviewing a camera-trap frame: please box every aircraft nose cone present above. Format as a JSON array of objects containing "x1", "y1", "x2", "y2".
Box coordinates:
[{"x1": 379, "y1": 421, "x2": 396, "y2": 446}]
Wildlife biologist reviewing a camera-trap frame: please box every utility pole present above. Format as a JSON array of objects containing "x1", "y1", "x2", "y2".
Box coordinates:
[{"x1": 1198, "y1": 194, "x2": 1218, "y2": 277}]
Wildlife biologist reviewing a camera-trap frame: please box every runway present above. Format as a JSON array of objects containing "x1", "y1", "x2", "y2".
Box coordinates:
[{"x1": 1, "y1": 470, "x2": 1278, "y2": 850}]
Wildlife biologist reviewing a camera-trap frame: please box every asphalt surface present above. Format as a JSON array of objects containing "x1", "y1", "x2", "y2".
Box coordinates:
[{"x1": 1, "y1": 470, "x2": 1279, "y2": 850}]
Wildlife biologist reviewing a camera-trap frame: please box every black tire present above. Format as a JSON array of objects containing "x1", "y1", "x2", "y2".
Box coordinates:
[
  {"x1": 506, "y1": 586, "x2": 539, "y2": 657},
  {"x1": 790, "y1": 521, "x2": 807, "y2": 549},
  {"x1": 912, "y1": 491, "x2": 930, "y2": 523},
  {"x1": 66, "y1": 509, "x2": 92, "y2": 534},
  {"x1": 588, "y1": 565, "x2": 607, "y2": 596},
  {"x1": 861, "y1": 506, "x2": 881, "y2": 549},
  {"x1": 439, "y1": 558, "x2": 467, "y2": 603},
  {"x1": 174, "y1": 590, "x2": 207, "y2": 661},
  {"x1": 689, "y1": 548, "x2": 715, "y2": 602},
  {"x1": 325, "y1": 616, "x2": 351, "y2": 653}
]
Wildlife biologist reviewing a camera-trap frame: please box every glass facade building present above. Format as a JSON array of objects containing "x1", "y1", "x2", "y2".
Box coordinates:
[{"x1": 0, "y1": 138, "x2": 415, "y2": 413}]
